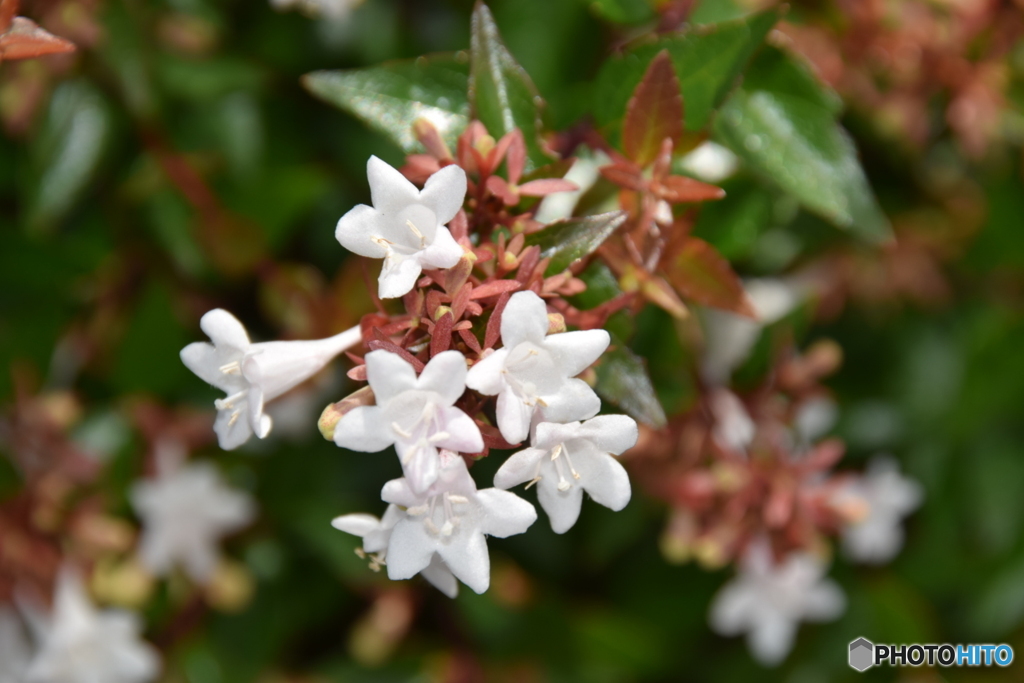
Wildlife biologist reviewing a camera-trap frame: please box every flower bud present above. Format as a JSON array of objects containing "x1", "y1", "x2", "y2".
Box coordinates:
[{"x1": 318, "y1": 385, "x2": 375, "y2": 441}]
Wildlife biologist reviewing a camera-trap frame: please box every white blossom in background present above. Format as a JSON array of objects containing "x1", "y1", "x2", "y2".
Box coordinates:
[
  {"x1": 381, "y1": 450, "x2": 536, "y2": 594},
  {"x1": 707, "y1": 388, "x2": 756, "y2": 453},
  {"x1": 336, "y1": 156, "x2": 466, "y2": 299},
  {"x1": 494, "y1": 415, "x2": 637, "y2": 533},
  {"x1": 180, "y1": 309, "x2": 361, "y2": 450},
  {"x1": 130, "y1": 452, "x2": 255, "y2": 583},
  {"x1": 838, "y1": 456, "x2": 923, "y2": 564},
  {"x1": 332, "y1": 505, "x2": 459, "y2": 598},
  {"x1": 678, "y1": 141, "x2": 739, "y2": 183},
  {"x1": 793, "y1": 396, "x2": 839, "y2": 446},
  {"x1": 709, "y1": 540, "x2": 845, "y2": 666},
  {"x1": 533, "y1": 151, "x2": 610, "y2": 224},
  {"x1": 269, "y1": 0, "x2": 362, "y2": 21},
  {"x1": 466, "y1": 291, "x2": 609, "y2": 445},
  {"x1": 0, "y1": 606, "x2": 32, "y2": 683},
  {"x1": 334, "y1": 350, "x2": 483, "y2": 494},
  {"x1": 21, "y1": 571, "x2": 160, "y2": 683}
]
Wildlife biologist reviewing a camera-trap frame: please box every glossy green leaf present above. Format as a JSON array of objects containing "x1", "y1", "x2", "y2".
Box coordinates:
[
  {"x1": 595, "y1": 345, "x2": 668, "y2": 427},
  {"x1": 524, "y1": 211, "x2": 627, "y2": 275},
  {"x1": 593, "y1": 8, "x2": 779, "y2": 134},
  {"x1": 469, "y1": 2, "x2": 549, "y2": 171},
  {"x1": 714, "y1": 46, "x2": 892, "y2": 242},
  {"x1": 692, "y1": 176, "x2": 775, "y2": 260},
  {"x1": 302, "y1": 55, "x2": 470, "y2": 154},
  {"x1": 577, "y1": 0, "x2": 656, "y2": 25}
]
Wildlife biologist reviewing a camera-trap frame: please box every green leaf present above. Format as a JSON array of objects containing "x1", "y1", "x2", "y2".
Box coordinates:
[
  {"x1": 714, "y1": 45, "x2": 891, "y2": 242},
  {"x1": 691, "y1": 176, "x2": 775, "y2": 260},
  {"x1": 302, "y1": 55, "x2": 470, "y2": 155},
  {"x1": 577, "y1": 0, "x2": 656, "y2": 25},
  {"x1": 595, "y1": 345, "x2": 667, "y2": 427},
  {"x1": 524, "y1": 211, "x2": 627, "y2": 275},
  {"x1": 469, "y1": 2, "x2": 549, "y2": 171},
  {"x1": 593, "y1": 8, "x2": 779, "y2": 134}
]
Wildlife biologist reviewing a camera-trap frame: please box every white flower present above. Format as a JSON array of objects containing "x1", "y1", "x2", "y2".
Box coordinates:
[
  {"x1": 709, "y1": 540, "x2": 845, "y2": 666},
  {"x1": 270, "y1": 0, "x2": 361, "y2": 21},
  {"x1": 334, "y1": 350, "x2": 483, "y2": 494},
  {"x1": 22, "y1": 571, "x2": 160, "y2": 683},
  {"x1": 839, "y1": 456, "x2": 923, "y2": 564},
  {"x1": 494, "y1": 415, "x2": 637, "y2": 533},
  {"x1": 708, "y1": 388, "x2": 755, "y2": 452},
  {"x1": 0, "y1": 606, "x2": 32, "y2": 683},
  {"x1": 336, "y1": 156, "x2": 466, "y2": 299},
  {"x1": 331, "y1": 505, "x2": 459, "y2": 598},
  {"x1": 130, "y1": 455, "x2": 255, "y2": 583},
  {"x1": 180, "y1": 309, "x2": 361, "y2": 450},
  {"x1": 678, "y1": 141, "x2": 739, "y2": 183},
  {"x1": 466, "y1": 291, "x2": 609, "y2": 445},
  {"x1": 381, "y1": 450, "x2": 536, "y2": 595}
]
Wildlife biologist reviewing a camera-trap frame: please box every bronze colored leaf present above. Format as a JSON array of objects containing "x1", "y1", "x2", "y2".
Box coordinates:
[
  {"x1": 622, "y1": 50, "x2": 684, "y2": 167},
  {"x1": 665, "y1": 236, "x2": 754, "y2": 316},
  {"x1": 0, "y1": 17, "x2": 75, "y2": 61}
]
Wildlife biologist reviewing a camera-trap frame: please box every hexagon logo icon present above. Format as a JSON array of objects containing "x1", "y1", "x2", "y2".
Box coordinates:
[{"x1": 849, "y1": 637, "x2": 874, "y2": 672}]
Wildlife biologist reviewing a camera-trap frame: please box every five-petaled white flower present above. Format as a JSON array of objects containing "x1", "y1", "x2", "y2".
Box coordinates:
[
  {"x1": 494, "y1": 415, "x2": 637, "y2": 533},
  {"x1": 466, "y1": 291, "x2": 609, "y2": 445},
  {"x1": 130, "y1": 456, "x2": 256, "y2": 583},
  {"x1": 838, "y1": 456, "x2": 923, "y2": 564},
  {"x1": 180, "y1": 309, "x2": 361, "y2": 450},
  {"x1": 336, "y1": 156, "x2": 466, "y2": 299},
  {"x1": 332, "y1": 505, "x2": 459, "y2": 597},
  {"x1": 709, "y1": 540, "x2": 845, "y2": 666},
  {"x1": 334, "y1": 350, "x2": 483, "y2": 494},
  {"x1": 381, "y1": 450, "x2": 536, "y2": 595},
  {"x1": 22, "y1": 570, "x2": 160, "y2": 683}
]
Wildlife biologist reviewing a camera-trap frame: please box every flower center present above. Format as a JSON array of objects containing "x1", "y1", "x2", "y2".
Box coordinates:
[
  {"x1": 386, "y1": 392, "x2": 450, "y2": 464},
  {"x1": 501, "y1": 342, "x2": 559, "y2": 405},
  {"x1": 407, "y1": 492, "x2": 470, "y2": 537},
  {"x1": 525, "y1": 442, "x2": 581, "y2": 492}
]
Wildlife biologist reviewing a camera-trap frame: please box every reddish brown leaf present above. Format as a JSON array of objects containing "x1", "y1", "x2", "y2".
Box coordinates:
[
  {"x1": 485, "y1": 293, "x2": 511, "y2": 349},
  {"x1": 451, "y1": 282, "x2": 473, "y2": 319},
  {"x1": 504, "y1": 129, "x2": 526, "y2": 185},
  {"x1": 600, "y1": 164, "x2": 647, "y2": 192},
  {"x1": 469, "y1": 279, "x2": 522, "y2": 300},
  {"x1": 485, "y1": 175, "x2": 519, "y2": 205},
  {"x1": 367, "y1": 338, "x2": 425, "y2": 372},
  {"x1": 0, "y1": 0, "x2": 16, "y2": 33},
  {"x1": 664, "y1": 237, "x2": 754, "y2": 316},
  {"x1": 458, "y1": 328, "x2": 482, "y2": 354},
  {"x1": 659, "y1": 175, "x2": 726, "y2": 203},
  {"x1": 517, "y1": 178, "x2": 578, "y2": 197},
  {"x1": 622, "y1": 50, "x2": 684, "y2": 167},
  {"x1": 0, "y1": 17, "x2": 75, "y2": 60},
  {"x1": 430, "y1": 312, "x2": 454, "y2": 357}
]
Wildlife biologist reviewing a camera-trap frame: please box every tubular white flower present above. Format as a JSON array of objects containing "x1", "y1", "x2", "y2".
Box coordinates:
[
  {"x1": 180, "y1": 309, "x2": 361, "y2": 450},
  {"x1": 381, "y1": 450, "x2": 536, "y2": 595},
  {"x1": 709, "y1": 540, "x2": 845, "y2": 666},
  {"x1": 334, "y1": 350, "x2": 483, "y2": 494},
  {"x1": 130, "y1": 456, "x2": 256, "y2": 583},
  {"x1": 466, "y1": 291, "x2": 609, "y2": 445},
  {"x1": 336, "y1": 156, "x2": 467, "y2": 299},
  {"x1": 331, "y1": 505, "x2": 459, "y2": 598},
  {"x1": 22, "y1": 570, "x2": 160, "y2": 683},
  {"x1": 494, "y1": 415, "x2": 637, "y2": 533},
  {"x1": 839, "y1": 456, "x2": 923, "y2": 564},
  {"x1": 0, "y1": 606, "x2": 31, "y2": 683}
]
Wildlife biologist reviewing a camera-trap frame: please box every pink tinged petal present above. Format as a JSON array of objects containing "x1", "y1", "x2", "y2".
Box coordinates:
[
  {"x1": 537, "y1": 478, "x2": 584, "y2": 534},
  {"x1": 577, "y1": 415, "x2": 639, "y2": 455},
  {"x1": 379, "y1": 254, "x2": 423, "y2": 299},
  {"x1": 380, "y1": 478, "x2": 422, "y2": 508},
  {"x1": 538, "y1": 378, "x2": 600, "y2": 424},
  {"x1": 493, "y1": 448, "x2": 546, "y2": 489},
  {"x1": 434, "y1": 406, "x2": 483, "y2": 453},
  {"x1": 438, "y1": 531, "x2": 490, "y2": 594},
  {"x1": 335, "y1": 204, "x2": 387, "y2": 258},
  {"x1": 501, "y1": 291, "x2": 550, "y2": 347},
  {"x1": 334, "y1": 406, "x2": 393, "y2": 452},
  {"x1": 496, "y1": 385, "x2": 533, "y2": 445},
  {"x1": 465, "y1": 348, "x2": 509, "y2": 396},
  {"x1": 331, "y1": 513, "x2": 382, "y2": 538},
  {"x1": 476, "y1": 489, "x2": 537, "y2": 537},
  {"x1": 421, "y1": 555, "x2": 459, "y2": 598},
  {"x1": 365, "y1": 350, "x2": 418, "y2": 403},
  {"x1": 748, "y1": 612, "x2": 796, "y2": 666},
  {"x1": 367, "y1": 155, "x2": 420, "y2": 215},
  {"x1": 419, "y1": 164, "x2": 468, "y2": 224},
  {"x1": 542, "y1": 329, "x2": 610, "y2": 377},
  {"x1": 214, "y1": 407, "x2": 253, "y2": 450},
  {"x1": 417, "y1": 351, "x2": 468, "y2": 404},
  {"x1": 418, "y1": 226, "x2": 463, "y2": 269},
  {"x1": 180, "y1": 342, "x2": 241, "y2": 392},
  {"x1": 396, "y1": 441, "x2": 441, "y2": 494},
  {"x1": 575, "y1": 451, "x2": 631, "y2": 511},
  {"x1": 200, "y1": 309, "x2": 250, "y2": 351},
  {"x1": 385, "y1": 520, "x2": 436, "y2": 581}
]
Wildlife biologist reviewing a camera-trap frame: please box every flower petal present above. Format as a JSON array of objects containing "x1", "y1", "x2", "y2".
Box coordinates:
[
  {"x1": 334, "y1": 406, "x2": 394, "y2": 452},
  {"x1": 367, "y1": 155, "x2": 420, "y2": 215},
  {"x1": 417, "y1": 350, "x2": 468, "y2": 404},
  {"x1": 419, "y1": 164, "x2": 467, "y2": 224},
  {"x1": 379, "y1": 254, "x2": 423, "y2": 299},
  {"x1": 395, "y1": 441, "x2": 440, "y2": 494},
  {"x1": 575, "y1": 450, "x2": 631, "y2": 512},
  {"x1": 501, "y1": 291, "x2": 549, "y2": 347},
  {"x1": 331, "y1": 513, "x2": 381, "y2": 538},
  {"x1": 380, "y1": 477, "x2": 421, "y2": 508},
  {"x1": 420, "y1": 555, "x2": 459, "y2": 598},
  {"x1": 802, "y1": 580, "x2": 845, "y2": 622},
  {"x1": 466, "y1": 348, "x2": 509, "y2": 396},
  {"x1": 747, "y1": 612, "x2": 796, "y2": 666},
  {"x1": 496, "y1": 385, "x2": 533, "y2": 445},
  {"x1": 385, "y1": 519, "x2": 435, "y2": 581},
  {"x1": 493, "y1": 448, "x2": 546, "y2": 489},
  {"x1": 245, "y1": 381, "x2": 272, "y2": 439},
  {"x1": 476, "y1": 488, "x2": 537, "y2": 537},
  {"x1": 542, "y1": 329, "x2": 610, "y2": 377},
  {"x1": 536, "y1": 478, "x2": 584, "y2": 534},
  {"x1": 577, "y1": 415, "x2": 638, "y2": 455},
  {"x1": 335, "y1": 204, "x2": 387, "y2": 258},
  {"x1": 437, "y1": 531, "x2": 490, "y2": 594},
  {"x1": 419, "y1": 226, "x2": 463, "y2": 269},
  {"x1": 214, "y1": 407, "x2": 253, "y2": 450},
  {"x1": 180, "y1": 342, "x2": 242, "y2": 392},
  {"x1": 709, "y1": 583, "x2": 755, "y2": 635},
  {"x1": 538, "y1": 378, "x2": 600, "y2": 424},
  {"x1": 200, "y1": 309, "x2": 250, "y2": 351},
  {"x1": 434, "y1": 406, "x2": 484, "y2": 454},
  {"x1": 365, "y1": 350, "x2": 418, "y2": 403}
]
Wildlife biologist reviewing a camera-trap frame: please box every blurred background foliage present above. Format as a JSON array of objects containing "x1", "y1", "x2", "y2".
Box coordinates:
[{"x1": 2, "y1": 0, "x2": 1024, "y2": 681}]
